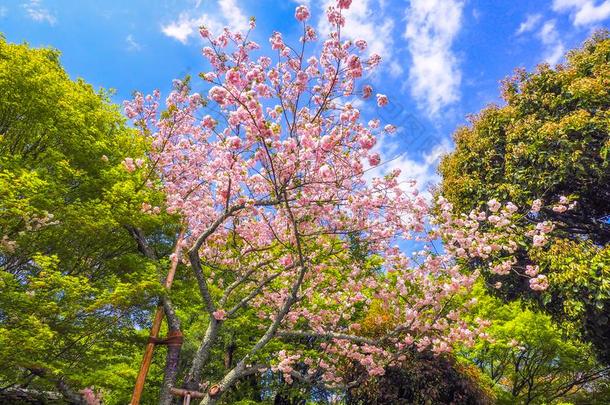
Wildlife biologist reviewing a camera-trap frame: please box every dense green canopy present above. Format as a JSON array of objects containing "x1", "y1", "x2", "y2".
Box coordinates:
[
  {"x1": 0, "y1": 36, "x2": 178, "y2": 404},
  {"x1": 439, "y1": 32, "x2": 610, "y2": 363}
]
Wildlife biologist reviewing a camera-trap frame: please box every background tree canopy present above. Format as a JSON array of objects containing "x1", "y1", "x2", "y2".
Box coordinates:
[
  {"x1": 438, "y1": 32, "x2": 610, "y2": 363},
  {"x1": 0, "y1": 35, "x2": 179, "y2": 404}
]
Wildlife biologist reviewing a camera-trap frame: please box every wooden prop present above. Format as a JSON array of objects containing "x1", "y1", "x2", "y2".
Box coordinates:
[{"x1": 129, "y1": 229, "x2": 185, "y2": 405}]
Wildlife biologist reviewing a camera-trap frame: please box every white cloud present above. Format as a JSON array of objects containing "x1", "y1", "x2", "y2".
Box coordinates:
[
  {"x1": 369, "y1": 133, "x2": 452, "y2": 196},
  {"x1": 516, "y1": 14, "x2": 542, "y2": 35},
  {"x1": 389, "y1": 61, "x2": 404, "y2": 77},
  {"x1": 553, "y1": 0, "x2": 610, "y2": 26},
  {"x1": 472, "y1": 8, "x2": 481, "y2": 21},
  {"x1": 318, "y1": 0, "x2": 399, "y2": 76},
  {"x1": 516, "y1": 15, "x2": 565, "y2": 65},
  {"x1": 162, "y1": 13, "x2": 212, "y2": 44},
  {"x1": 538, "y1": 20, "x2": 565, "y2": 64},
  {"x1": 126, "y1": 34, "x2": 142, "y2": 51},
  {"x1": 0, "y1": 6, "x2": 7, "y2": 18},
  {"x1": 218, "y1": 0, "x2": 250, "y2": 32},
  {"x1": 23, "y1": 0, "x2": 56, "y2": 25},
  {"x1": 161, "y1": 0, "x2": 249, "y2": 44},
  {"x1": 404, "y1": 0, "x2": 464, "y2": 116}
]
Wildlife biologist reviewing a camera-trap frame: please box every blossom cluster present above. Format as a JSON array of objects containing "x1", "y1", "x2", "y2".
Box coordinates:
[{"x1": 436, "y1": 195, "x2": 574, "y2": 293}]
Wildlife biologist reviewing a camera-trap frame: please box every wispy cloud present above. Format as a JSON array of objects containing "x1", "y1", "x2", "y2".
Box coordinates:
[
  {"x1": 126, "y1": 34, "x2": 142, "y2": 51},
  {"x1": 0, "y1": 6, "x2": 7, "y2": 18},
  {"x1": 538, "y1": 20, "x2": 565, "y2": 64},
  {"x1": 162, "y1": 13, "x2": 215, "y2": 44},
  {"x1": 516, "y1": 14, "x2": 542, "y2": 35},
  {"x1": 23, "y1": 0, "x2": 56, "y2": 25},
  {"x1": 369, "y1": 135, "x2": 452, "y2": 196},
  {"x1": 516, "y1": 13, "x2": 565, "y2": 66},
  {"x1": 161, "y1": 0, "x2": 248, "y2": 44},
  {"x1": 218, "y1": 0, "x2": 249, "y2": 32},
  {"x1": 404, "y1": 0, "x2": 464, "y2": 116},
  {"x1": 553, "y1": 0, "x2": 610, "y2": 26}
]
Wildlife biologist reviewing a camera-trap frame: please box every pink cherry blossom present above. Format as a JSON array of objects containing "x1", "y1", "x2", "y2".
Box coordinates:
[
  {"x1": 212, "y1": 309, "x2": 227, "y2": 321},
  {"x1": 295, "y1": 5, "x2": 310, "y2": 22},
  {"x1": 320, "y1": 135, "x2": 334, "y2": 151},
  {"x1": 525, "y1": 265, "x2": 539, "y2": 277},
  {"x1": 529, "y1": 275, "x2": 549, "y2": 291},
  {"x1": 122, "y1": 157, "x2": 136, "y2": 173},
  {"x1": 358, "y1": 134, "x2": 376, "y2": 150},
  {"x1": 226, "y1": 136, "x2": 242, "y2": 149},
  {"x1": 79, "y1": 387, "x2": 102, "y2": 405},
  {"x1": 368, "y1": 152, "x2": 381, "y2": 166},
  {"x1": 347, "y1": 55, "x2": 362, "y2": 78},
  {"x1": 208, "y1": 86, "x2": 229, "y2": 104},
  {"x1": 487, "y1": 198, "x2": 501, "y2": 212},
  {"x1": 362, "y1": 84, "x2": 373, "y2": 99},
  {"x1": 270, "y1": 31, "x2": 284, "y2": 50},
  {"x1": 384, "y1": 124, "x2": 396, "y2": 134},
  {"x1": 226, "y1": 69, "x2": 241, "y2": 86},
  {"x1": 531, "y1": 198, "x2": 543, "y2": 213},
  {"x1": 355, "y1": 39, "x2": 367, "y2": 50},
  {"x1": 376, "y1": 94, "x2": 388, "y2": 107},
  {"x1": 319, "y1": 164, "x2": 333, "y2": 181},
  {"x1": 533, "y1": 234, "x2": 547, "y2": 247}
]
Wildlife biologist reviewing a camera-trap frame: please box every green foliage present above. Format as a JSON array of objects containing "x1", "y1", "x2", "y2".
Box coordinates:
[
  {"x1": 462, "y1": 285, "x2": 610, "y2": 404},
  {"x1": 0, "y1": 36, "x2": 178, "y2": 403},
  {"x1": 530, "y1": 240, "x2": 610, "y2": 363},
  {"x1": 438, "y1": 31, "x2": 610, "y2": 362},
  {"x1": 439, "y1": 32, "x2": 609, "y2": 228}
]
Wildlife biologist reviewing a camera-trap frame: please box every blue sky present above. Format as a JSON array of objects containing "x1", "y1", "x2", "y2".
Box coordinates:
[{"x1": 2, "y1": 0, "x2": 609, "y2": 190}]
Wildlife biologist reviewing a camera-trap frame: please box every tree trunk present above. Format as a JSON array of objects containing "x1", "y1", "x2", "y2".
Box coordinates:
[
  {"x1": 160, "y1": 342, "x2": 182, "y2": 405},
  {"x1": 159, "y1": 296, "x2": 183, "y2": 405}
]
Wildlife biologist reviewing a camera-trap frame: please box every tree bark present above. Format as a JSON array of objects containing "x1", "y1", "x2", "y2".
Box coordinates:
[
  {"x1": 159, "y1": 296, "x2": 183, "y2": 405},
  {"x1": 183, "y1": 320, "x2": 220, "y2": 391}
]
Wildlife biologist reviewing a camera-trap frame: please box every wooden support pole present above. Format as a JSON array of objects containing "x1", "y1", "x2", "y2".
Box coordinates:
[
  {"x1": 170, "y1": 387, "x2": 207, "y2": 405},
  {"x1": 170, "y1": 387, "x2": 206, "y2": 398},
  {"x1": 130, "y1": 228, "x2": 185, "y2": 405}
]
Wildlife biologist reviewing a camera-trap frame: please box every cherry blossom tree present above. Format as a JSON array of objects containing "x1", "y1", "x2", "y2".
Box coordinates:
[{"x1": 124, "y1": 2, "x2": 562, "y2": 403}]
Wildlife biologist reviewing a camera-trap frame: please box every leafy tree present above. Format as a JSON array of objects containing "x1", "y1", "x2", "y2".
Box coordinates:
[
  {"x1": 462, "y1": 285, "x2": 610, "y2": 404},
  {"x1": 0, "y1": 35, "x2": 178, "y2": 404},
  {"x1": 438, "y1": 31, "x2": 610, "y2": 362}
]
